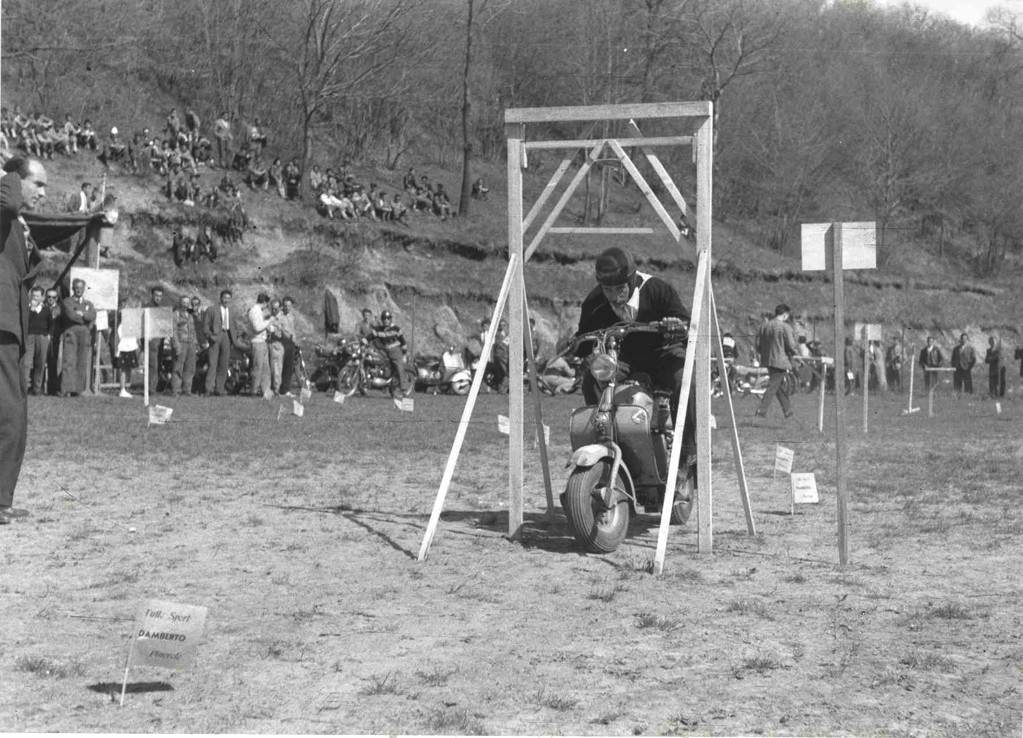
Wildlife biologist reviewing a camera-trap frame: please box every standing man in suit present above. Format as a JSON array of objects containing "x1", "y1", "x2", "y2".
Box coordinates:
[
  {"x1": 919, "y1": 336, "x2": 943, "y2": 391},
  {"x1": 755, "y1": 303, "x2": 798, "y2": 420},
  {"x1": 951, "y1": 333, "x2": 976, "y2": 395},
  {"x1": 0, "y1": 155, "x2": 47, "y2": 523},
  {"x1": 146, "y1": 286, "x2": 166, "y2": 394},
  {"x1": 59, "y1": 277, "x2": 96, "y2": 395},
  {"x1": 204, "y1": 288, "x2": 235, "y2": 395}
]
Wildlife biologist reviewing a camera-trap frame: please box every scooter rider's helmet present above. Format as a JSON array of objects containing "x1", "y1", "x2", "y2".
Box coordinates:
[
  {"x1": 595, "y1": 246, "x2": 636, "y2": 286},
  {"x1": 381, "y1": 310, "x2": 393, "y2": 322}
]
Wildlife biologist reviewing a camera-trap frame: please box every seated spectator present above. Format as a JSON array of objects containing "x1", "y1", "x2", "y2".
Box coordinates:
[
  {"x1": 284, "y1": 158, "x2": 301, "y2": 200},
  {"x1": 98, "y1": 127, "x2": 128, "y2": 168},
  {"x1": 245, "y1": 153, "x2": 269, "y2": 190},
  {"x1": 78, "y1": 119, "x2": 98, "y2": 151},
  {"x1": 432, "y1": 183, "x2": 453, "y2": 220},
  {"x1": 77, "y1": 182, "x2": 94, "y2": 213},
  {"x1": 318, "y1": 178, "x2": 354, "y2": 220},
  {"x1": 192, "y1": 135, "x2": 213, "y2": 165},
  {"x1": 60, "y1": 114, "x2": 80, "y2": 155},
  {"x1": 189, "y1": 173, "x2": 202, "y2": 203},
  {"x1": 232, "y1": 142, "x2": 252, "y2": 172},
  {"x1": 391, "y1": 193, "x2": 409, "y2": 224},
  {"x1": 471, "y1": 176, "x2": 489, "y2": 200},
  {"x1": 0, "y1": 108, "x2": 13, "y2": 140},
  {"x1": 308, "y1": 164, "x2": 325, "y2": 194},
  {"x1": 268, "y1": 157, "x2": 285, "y2": 198},
  {"x1": 184, "y1": 108, "x2": 201, "y2": 135},
  {"x1": 372, "y1": 187, "x2": 392, "y2": 220},
  {"x1": 150, "y1": 139, "x2": 169, "y2": 175},
  {"x1": 412, "y1": 184, "x2": 432, "y2": 213},
  {"x1": 219, "y1": 174, "x2": 240, "y2": 198},
  {"x1": 350, "y1": 186, "x2": 374, "y2": 219},
  {"x1": 0, "y1": 129, "x2": 11, "y2": 167}
]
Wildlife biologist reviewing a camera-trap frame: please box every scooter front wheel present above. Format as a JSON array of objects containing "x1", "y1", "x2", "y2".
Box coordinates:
[
  {"x1": 670, "y1": 456, "x2": 696, "y2": 525},
  {"x1": 563, "y1": 462, "x2": 630, "y2": 554}
]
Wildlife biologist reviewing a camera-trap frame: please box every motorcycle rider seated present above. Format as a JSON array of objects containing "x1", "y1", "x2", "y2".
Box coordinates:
[
  {"x1": 370, "y1": 310, "x2": 410, "y2": 396},
  {"x1": 575, "y1": 246, "x2": 695, "y2": 455}
]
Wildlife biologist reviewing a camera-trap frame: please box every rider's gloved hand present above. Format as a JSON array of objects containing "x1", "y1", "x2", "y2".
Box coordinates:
[{"x1": 661, "y1": 316, "x2": 689, "y2": 341}]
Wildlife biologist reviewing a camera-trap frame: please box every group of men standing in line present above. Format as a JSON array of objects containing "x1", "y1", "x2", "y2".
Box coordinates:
[
  {"x1": 918, "y1": 332, "x2": 1009, "y2": 398},
  {"x1": 20, "y1": 279, "x2": 98, "y2": 396}
]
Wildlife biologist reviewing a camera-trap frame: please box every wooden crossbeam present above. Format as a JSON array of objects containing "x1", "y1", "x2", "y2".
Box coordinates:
[
  {"x1": 606, "y1": 139, "x2": 681, "y2": 242},
  {"x1": 548, "y1": 227, "x2": 654, "y2": 235},
  {"x1": 525, "y1": 135, "x2": 691, "y2": 150},
  {"x1": 507, "y1": 101, "x2": 711, "y2": 124}
]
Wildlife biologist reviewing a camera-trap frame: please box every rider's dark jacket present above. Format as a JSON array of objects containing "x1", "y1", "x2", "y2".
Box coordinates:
[{"x1": 575, "y1": 272, "x2": 689, "y2": 371}]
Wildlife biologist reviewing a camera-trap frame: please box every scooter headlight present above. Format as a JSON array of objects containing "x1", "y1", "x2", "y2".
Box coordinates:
[{"x1": 589, "y1": 353, "x2": 618, "y2": 382}]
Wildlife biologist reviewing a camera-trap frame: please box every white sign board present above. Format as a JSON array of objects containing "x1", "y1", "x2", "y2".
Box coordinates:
[
  {"x1": 292, "y1": 399, "x2": 304, "y2": 417},
  {"x1": 790, "y1": 472, "x2": 820, "y2": 505},
  {"x1": 774, "y1": 445, "x2": 794, "y2": 476},
  {"x1": 131, "y1": 599, "x2": 207, "y2": 669},
  {"x1": 497, "y1": 414, "x2": 510, "y2": 434},
  {"x1": 69, "y1": 267, "x2": 119, "y2": 310},
  {"x1": 394, "y1": 397, "x2": 414, "y2": 412},
  {"x1": 145, "y1": 307, "x2": 174, "y2": 339},
  {"x1": 853, "y1": 322, "x2": 884, "y2": 342},
  {"x1": 120, "y1": 308, "x2": 144, "y2": 340},
  {"x1": 801, "y1": 222, "x2": 877, "y2": 271},
  {"x1": 94, "y1": 310, "x2": 109, "y2": 332},
  {"x1": 148, "y1": 405, "x2": 173, "y2": 425}
]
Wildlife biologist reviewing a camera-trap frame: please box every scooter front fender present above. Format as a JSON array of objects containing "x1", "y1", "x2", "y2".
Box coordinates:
[
  {"x1": 569, "y1": 443, "x2": 614, "y2": 469},
  {"x1": 567, "y1": 444, "x2": 636, "y2": 510}
]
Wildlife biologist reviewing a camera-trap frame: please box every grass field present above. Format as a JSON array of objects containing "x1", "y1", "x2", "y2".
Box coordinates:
[{"x1": 1, "y1": 383, "x2": 1020, "y2": 735}]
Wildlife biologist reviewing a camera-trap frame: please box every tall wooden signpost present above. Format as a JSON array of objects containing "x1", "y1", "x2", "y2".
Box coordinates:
[
  {"x1": 801, "y1": 222, "x2": 877, "y2": 565},
  {"x1": 419, "y1": 102, "x2": 756, "y2": 572}
]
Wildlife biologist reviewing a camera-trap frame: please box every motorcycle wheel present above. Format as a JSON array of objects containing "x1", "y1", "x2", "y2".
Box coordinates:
[
  {"x1": 336, "y1": 366, "x2": 360, "y2": 397},
  {"x1": 563, "y1": 462, "x2": 630, "y2": 554},
  {"x1": 389, "y1": 367, "x2": 417, "y2": 398}
]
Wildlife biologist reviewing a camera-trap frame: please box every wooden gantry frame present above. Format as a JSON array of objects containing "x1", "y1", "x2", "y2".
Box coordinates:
[{"x1": 419, "y1": 102, "x2": 754, "y2": 573}]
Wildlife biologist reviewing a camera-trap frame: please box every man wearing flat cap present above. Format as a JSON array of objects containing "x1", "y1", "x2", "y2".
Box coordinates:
[
  {"x1": 575, "y1": 246, "x2": 694, "y2": 448},
  {"x1": 755, "y1": 303, "x2": 798, "y2": 419}
]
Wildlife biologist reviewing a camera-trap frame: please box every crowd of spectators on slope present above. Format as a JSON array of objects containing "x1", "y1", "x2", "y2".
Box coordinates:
[{"x1": 1, "y1": 102, "x2": 488, "y2": 242}]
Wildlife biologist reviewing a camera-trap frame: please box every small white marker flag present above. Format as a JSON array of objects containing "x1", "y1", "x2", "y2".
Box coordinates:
[
  {"x1": 300, "y1": 387, "x2": 312, "y2": 403},
  {"x1": 790, "y1": 472, "x2": 820, "y2": 504},
  {"x1": 393, "y1": 397, "x2": 414, "y2": 412},
  {"x1": 148, "y1": 405, "x2": 173, "y2": 426},
  {"x1": 131, "y1": 599, "x2": 208, "y2": 670},
  {"x1": 293, "y1": 399, "x2": 304, "y2": 417},
  {"x1": 497, "y1": 414, "x2": 510, "y2": 434},
  {"x1": 333, "y1": 391, "x2": 346, "y2": 404}
]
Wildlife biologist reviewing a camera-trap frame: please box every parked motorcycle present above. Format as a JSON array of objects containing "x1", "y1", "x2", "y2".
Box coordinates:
[
  {"x1": 335, "y1": 339, "x2": 416, "y2": 398},
  {"x1": 309, "y1": 339, "x2": 357, "y2": 392},
  {"x1": 414, "y1": 353, "x2": 472, "y2": 395},
  {"x1": 562, "y1": 321, "x2": 695, "y2": 554}
]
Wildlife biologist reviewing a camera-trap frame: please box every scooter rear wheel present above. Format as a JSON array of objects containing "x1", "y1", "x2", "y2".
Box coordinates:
[{"x1": 564, "y1": 462, "x2": 630, "y2": 554}]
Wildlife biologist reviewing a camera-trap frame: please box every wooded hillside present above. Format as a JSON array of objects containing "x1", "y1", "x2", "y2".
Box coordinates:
[{"x1": 3, "y1": 0, "x2": 1023, "y2": 274}]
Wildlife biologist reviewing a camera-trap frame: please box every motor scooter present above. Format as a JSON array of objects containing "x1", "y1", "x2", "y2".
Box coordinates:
[
  {"x1": 562, "y1": 321, "x2": 695, "y2": 553},
  {"x1": 414, "y1": 353, "x2": 472, "y2": 395}
]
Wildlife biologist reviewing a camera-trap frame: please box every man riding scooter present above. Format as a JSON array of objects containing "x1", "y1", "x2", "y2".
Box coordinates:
[{"x1": 575, "y1": 246, "x2": 695, "y2": 458}]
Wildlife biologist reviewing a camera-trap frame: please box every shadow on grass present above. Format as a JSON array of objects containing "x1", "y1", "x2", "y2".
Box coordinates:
[{"x1": 87, "y1": 681, "x2": 174, "y2": 701}]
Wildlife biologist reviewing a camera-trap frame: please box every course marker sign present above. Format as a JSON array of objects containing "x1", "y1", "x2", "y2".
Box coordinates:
[
  {"x1": 333, "y1": 391, "x2": 346, "y2": 404},
  {"x1": 774, "y1": 445, "x2": 794, "y2": 477},
  {"x1": 292, "y1": 399, "x2": 304, "y2": 417},
  {"x1": 497, "y1": 414, "x2": 510, "y2": 434},
  {"x1": 394, "y1": 397, "x2": 414, "y2": 412},
  {"x1": 801, "y1": 222, "x2": 876, "y2": 271},
  {"x1": 300, "y1": 387, "x2": 313, "y2": 403},
  {"x1": 148, "y1": 405, "x2": 173, "y2": 426},
  {"x1": 790, "y1": 472, "x2": 820, "y2": 514},
  {"x1": 121, "y1": 599, "x2": 207, "y2": 705}
]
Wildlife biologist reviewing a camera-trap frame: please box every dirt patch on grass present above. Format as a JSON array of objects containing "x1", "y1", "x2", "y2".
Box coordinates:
[{"x1": 1, "y1": 389, "x2": 1019, "y2": 734}]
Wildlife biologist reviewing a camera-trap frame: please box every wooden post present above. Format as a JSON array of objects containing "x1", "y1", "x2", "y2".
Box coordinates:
[
  {"x1": 907, "y1": 352, "x2": 916, "y2": 413},
  {"x1": 522, "y1": 289, "x2": 554, "y2": 522},
  {"x1": 654, "y1": 250, "x2": 709, "y2": 575},
  {"x1": 831, "y1": 224, "x2": 850, "y2": 566},
  {"x1": 862, "y1": 325, "x2": 869, "y2": 434},
  {"x1": 818, "y1": 364, "x2": 826, "y2": 433},
  {"x1": 709, "y1": 288, "x2": 755, "y2": 535},
  {"x1": 418, "y1": 257, "x2": 519, "y2": 561},
  {"x1": 143, "y1": 310, "x2": 150, "y2": 408},
  {"x1": 694, "y1": 111, "x2": 713, "y2": 554},
  {"x1": 507, "y1": 123, "x2": 526, "y2": 541}
]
